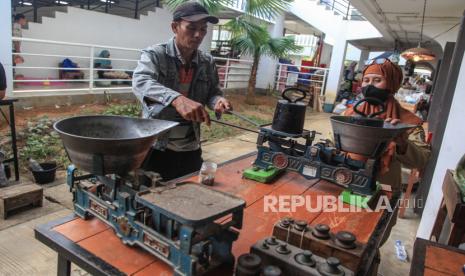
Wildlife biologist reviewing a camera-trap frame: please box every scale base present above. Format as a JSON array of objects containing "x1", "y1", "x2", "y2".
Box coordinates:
[
  {"x1": 341, "y1": 185, "x2": 381, "y2": 209},
  {"x1": 243, "y1": 167, "x2": 282, "y2": 183}
]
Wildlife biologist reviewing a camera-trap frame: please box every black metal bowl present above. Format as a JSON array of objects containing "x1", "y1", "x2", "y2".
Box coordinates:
[
  {"x1": 330, "y1": 116, "x2": 416, "y2": 157},
  {"x1": 54, "y1": 115, "x2": 178, "y2": 175}
]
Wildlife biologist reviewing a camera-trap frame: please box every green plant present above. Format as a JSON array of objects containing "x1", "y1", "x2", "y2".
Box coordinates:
[
  {"x1": 19, "y1": 117, "x2": 69, "y2": 170},
  {"x1": 103, "y1": 104, "x2": 142, "y2": 117},
  {"x1": 226, "y1": 17, "x2": 302, "y2": 104}
]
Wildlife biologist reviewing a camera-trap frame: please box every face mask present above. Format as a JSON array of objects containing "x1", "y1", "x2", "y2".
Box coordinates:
[{"x1": 362, "y1": 85, "x2": 390, "y2": 103}]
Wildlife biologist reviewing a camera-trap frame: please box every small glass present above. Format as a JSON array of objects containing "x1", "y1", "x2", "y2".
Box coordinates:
[{"x1": 199, "y1": 161, "x2": 217, "y2": 186}]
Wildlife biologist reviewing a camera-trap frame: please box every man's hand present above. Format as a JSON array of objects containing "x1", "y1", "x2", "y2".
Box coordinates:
[
  {"x1": 214, "y1": 97, "x2": 232, "y2": 113},
  {"x1": 171, "y1": 95, "x2": 211, "y2": 126},
  {"x1": 385, "y1": 117, "x2": 408, "y2": 154}
]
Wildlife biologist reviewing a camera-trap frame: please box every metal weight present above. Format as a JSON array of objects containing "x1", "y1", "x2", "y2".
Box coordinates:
[{"x1": 271, "y1": 87, "x2": 308, "y2": 135}]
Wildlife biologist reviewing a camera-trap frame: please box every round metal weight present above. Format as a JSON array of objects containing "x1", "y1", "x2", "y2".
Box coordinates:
[
  {"x1": 236, "y1": 253, "x2": 262, "y2": 276},
  {"x1": 293, "y1": 220, "x2": 308, "y2": 231},
  {"x1": 317, "y1": 257, "x2": 345, "y2": 276},
  {"x1": 295, "y1": 250, "x2": 316, "y2": 267},
  {"x1": 265, "y1": 236, "x2": 279, "y2": 246},
  {"x1": 275, "y1": 243, "x2": 291, "y2": 255},
  {"x1": 312, "y1": 223, "x2": 331, "y2": 239},
  {"x1": 335, "y1": 231, "x2": 357, "y2": 249}
]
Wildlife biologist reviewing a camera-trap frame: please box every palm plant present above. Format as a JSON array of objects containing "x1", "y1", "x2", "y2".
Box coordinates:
[
  {"x1": 163, "y1": 0, "x2": 301, "y2": 103},
  {"x1": 226, "y1": 17, "x2": 302, "y2": 103}
]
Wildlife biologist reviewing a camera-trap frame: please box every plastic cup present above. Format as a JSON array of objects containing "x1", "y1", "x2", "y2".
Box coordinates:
[{"x1": 199, "y1": 161, "x2": 217, "y2": 186}]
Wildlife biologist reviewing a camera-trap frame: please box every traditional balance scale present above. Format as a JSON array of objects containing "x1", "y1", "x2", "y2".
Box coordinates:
[{"x1": 54, "y1": 88, "x2": 414, "y2": 275}]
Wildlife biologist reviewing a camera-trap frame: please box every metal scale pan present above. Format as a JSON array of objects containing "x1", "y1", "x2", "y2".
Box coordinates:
[
  {"x1": 54, "y1": 115, "x2": 178, "y2": 175},
  {"x1": 330, "y1": 116, "x2": 416, "y2": 157},
  {"x1": 330, "y1": 97, "x2": 417, "y2": 157},
  {"x1": 136, "y1": 182, "x2": 246, "y2": 227}
]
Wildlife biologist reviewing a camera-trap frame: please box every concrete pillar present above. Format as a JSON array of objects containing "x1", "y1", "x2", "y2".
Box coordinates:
[
  {"x1": 319, "y1": 43, "x2": 333, "y2": 66},
  {"x1": 324, "y1": 31, "x2": 348, "y2": 104},
  {"x1": 255, "y1": 14, "x2": 285, "y2": 90},
  {"x1": 417, "y1": 50, "x2": 465, "y2": 239},
  {"x1": 358, "y1": 49, "x2": 370, "y2": 71},
  {"x1": 1, "y1": 1, "x2": 13, "y2": 96}
]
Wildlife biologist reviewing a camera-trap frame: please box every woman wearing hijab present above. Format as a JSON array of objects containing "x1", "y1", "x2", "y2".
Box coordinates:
[
  {"x1": 344, "y1": 58, "x2": 430, "y2": 275},
  {"x1": 344, "y1": 58, "x2": 430, "y2": 193}
]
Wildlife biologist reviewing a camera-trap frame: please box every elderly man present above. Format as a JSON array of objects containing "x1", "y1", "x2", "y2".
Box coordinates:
[{"x1": 132, "y1": 2, "x2": 232, "y2": 180}]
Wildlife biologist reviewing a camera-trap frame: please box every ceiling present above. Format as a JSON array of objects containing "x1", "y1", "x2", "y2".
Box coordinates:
[
  {"x1": 284, "y1": 12, "x2": 322, "y2": 36},
  {"x1": 349, "y1": 0, "x2": 464, "y2": 54}
]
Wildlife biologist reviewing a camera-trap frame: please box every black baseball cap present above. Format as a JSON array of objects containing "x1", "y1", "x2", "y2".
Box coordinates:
[{"x1": 173, "y1": 2, "x2": 219, "y2": 24}]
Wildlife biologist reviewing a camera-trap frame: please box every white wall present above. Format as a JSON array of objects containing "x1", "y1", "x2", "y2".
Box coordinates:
[
  {"x1": 320, "y1": 43, "x2": 333, "y2": 66},
  {"x1": 288, "y1": 0, "x2": 381, "y2": 103},
  {"x1": 1, "y1": 1, "x2": 13, "y2": 96},
  {"x1": 16, "y1": 7, "x2": 213, "y2": 79},
  {"x1": 345, "y1": 43, "x2": 362, "y2": 62},
  {"x1": 255, "y1": 14, "x2": 285, "y2": 89},
  {"x1": 417, "y1": 51, "x2": 465, "y2": 239}
]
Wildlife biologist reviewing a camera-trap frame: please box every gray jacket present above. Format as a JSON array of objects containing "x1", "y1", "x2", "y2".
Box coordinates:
[{"x1": 132, "y1": 38, "x2": 223, "y2": 151}]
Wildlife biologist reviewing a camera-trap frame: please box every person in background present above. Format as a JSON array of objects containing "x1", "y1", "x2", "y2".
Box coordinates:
[
  {"x1": 344, "y1": 58, "x2": 430, "y2": 274},
  {"x1": 132, "y1": 2, "x2": 232, "y2": 180},
  {"x1": 0, "y1": 62, "x2": 6, "y2": 99},
  {"x1": 94, "y1": 50, "x2": 112, "y2": 79},
  {"x1": 95, "y1": 50, "x2": 130, "y2": 80},
  {"x1": 12, "y1": 14, "x2": 27, "y2": 66},
  {"x1": 345, "y1": 58, "x2": 430, "y2": 192}
]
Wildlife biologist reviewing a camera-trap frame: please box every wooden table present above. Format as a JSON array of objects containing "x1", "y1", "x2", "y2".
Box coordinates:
[
  {"x1": 410, "y1": 238, "x2": 465, "y2": 276},
  {"x1": 35, "y1": 153, "x2": 397, "y2": 276}
]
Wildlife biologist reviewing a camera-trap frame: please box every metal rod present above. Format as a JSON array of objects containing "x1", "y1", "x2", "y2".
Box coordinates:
[
  {"x1": 134, "y1": 0, "x2": 139, "y2": 19},
  {"x1": 210, "y1": 119, "x2": 259, "y2": 134},
  {"x1": 225, "y1": 110, "x2": 261, "y2": 127},
  {"x1": 33, "y1": 0, "x2": 38, "y2": 22}
]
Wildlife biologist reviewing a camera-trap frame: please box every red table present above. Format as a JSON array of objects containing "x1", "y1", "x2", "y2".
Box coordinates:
[{"x1": 35, "y1": 153, "x2": 396, "y2": 275}]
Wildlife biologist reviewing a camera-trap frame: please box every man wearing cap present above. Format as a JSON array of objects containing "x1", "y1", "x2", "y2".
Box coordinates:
[{"x1": 132, "y1": 2, "x2": 232, "y2": 180}]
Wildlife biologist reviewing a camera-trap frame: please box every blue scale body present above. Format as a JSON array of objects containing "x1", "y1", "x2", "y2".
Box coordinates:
[{"x1": 67, "y1": 165, "x2": 244, "y2": 276}]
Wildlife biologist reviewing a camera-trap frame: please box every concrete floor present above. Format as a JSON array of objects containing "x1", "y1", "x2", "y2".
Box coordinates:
[{"x1": 0, "y1": 112, "x2": 420, "y2": 276}]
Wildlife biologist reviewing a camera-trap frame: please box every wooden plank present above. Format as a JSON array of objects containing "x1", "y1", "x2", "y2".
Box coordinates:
[
  {"x1": 307, "y1": 181, "x2": 391, "y2": 244},
  {"x1": 423, "y1": 268, "x2": 452, "y2": 276},
  {"x1": 430, "y1": 199, "x2": 447, "y2": 241},
  {"x1": 53, "y1": 217, "x2": 110, "y2": 243},
  {"x1": 442, "y1": 169, "x2": 465, "y2": 224},
  {"x1": 0, "y1": 183, "x2": 42, "y2": 197},
  {"x1": 132, "y1": 261, "x2": 173, "y2": 276},
  {"x1": 425, "y1": 245, "x2": 465, "y2": 275},
  {"x1": 77, "y1": 229, "x2": 164, "y2": 275}
]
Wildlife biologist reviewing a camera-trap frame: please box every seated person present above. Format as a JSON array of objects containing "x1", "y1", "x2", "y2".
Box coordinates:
[
  {"x1": 94, "y1": 50, "x2": 130, "y2": 80},
  {"x1": 59, "y1": 58, "x2": 84, "y2": 79}
]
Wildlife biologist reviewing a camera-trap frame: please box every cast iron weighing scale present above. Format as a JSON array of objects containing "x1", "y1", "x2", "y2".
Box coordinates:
[
  {"x1": 54, "y1": 115, "x2": 246, "y2": 276},
  {"x1": 214, "y1": 88, "x2": 415, "y2": 207}
]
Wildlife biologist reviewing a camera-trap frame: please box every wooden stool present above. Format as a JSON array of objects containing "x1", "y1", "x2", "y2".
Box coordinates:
[
  {"x1": 410, "y1": 238, "x2": 465, "y2": 275},
  {"x1": 430, "y1": 170, "x2": 465, "y2": 246},
  {"x1": 399, "y1": 169, "x2": 420, "y2": 218},
  {"x1": 0, "y1": 183, "x2": 43, "y2": 219}
]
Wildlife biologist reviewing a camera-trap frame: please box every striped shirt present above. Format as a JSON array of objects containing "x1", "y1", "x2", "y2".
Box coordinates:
[{"x1": 166, "y1": 42, "x2": 198, "y2": 152}]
